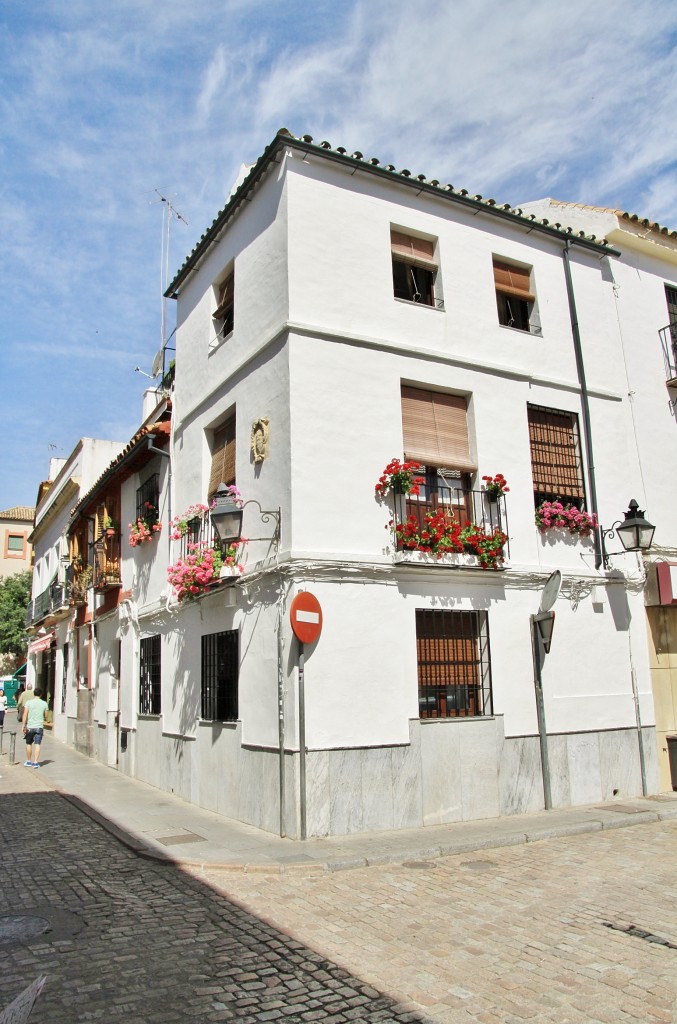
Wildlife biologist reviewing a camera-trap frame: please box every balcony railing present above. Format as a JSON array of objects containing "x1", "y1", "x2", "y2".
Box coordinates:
[
  {"x1": 49, "y1": 580, "x2": 71, "y2": 613},
  {"x1": 92, "y1": 534, "x2": 122, "y2": 589},
  {"x1": 659, "y1": 321, "x2": 677, "y2": 383},
  {"x1": 178, "y1": 514, "x2": 219, "y2": 559},
  {"x1": 392, "y1": 485, "x2": 510, "y2": 561},
  {"x1": 25, "y1": 577, "x2": 71, "y2": 627}
]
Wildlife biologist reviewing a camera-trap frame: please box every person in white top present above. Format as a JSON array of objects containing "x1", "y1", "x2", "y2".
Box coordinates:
[{"x1": 0, "y1": 687, "x2": 6, "y2": 728}]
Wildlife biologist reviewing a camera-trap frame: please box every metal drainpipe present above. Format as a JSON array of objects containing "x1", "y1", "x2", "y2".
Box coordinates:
[{"x1": 561, "y1": 241, "x2": 603, "y2": 569}]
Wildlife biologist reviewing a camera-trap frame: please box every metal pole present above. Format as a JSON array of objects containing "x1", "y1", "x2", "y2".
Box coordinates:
[
  {"x1": 630, "y1": 666, "x2": 648, "y2": 796},
  {"x1": 298, "y1": 641, "x2": 307, "y2": 840},
  {"x1": 531, "y1": 616, "x2": 552, "y2": 810},
  {"x1": 277, "y1": 619, "x2": 286, "y2": 837}
]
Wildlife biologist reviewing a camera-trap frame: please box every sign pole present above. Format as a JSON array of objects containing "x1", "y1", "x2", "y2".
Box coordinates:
[
  {"x1": 289, "y1": 591, "x2": 322, "y2": 843},
  {"x1": 298, "y1": 641, "x2": 307, "y2": 840},
  {"x1": 531, "y1": 615, "x2": 552, "y2": 810}
]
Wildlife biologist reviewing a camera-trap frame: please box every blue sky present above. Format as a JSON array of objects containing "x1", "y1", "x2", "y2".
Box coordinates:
[{"x1": 2, "y1": 0, "x2": 677, "y2": 510}]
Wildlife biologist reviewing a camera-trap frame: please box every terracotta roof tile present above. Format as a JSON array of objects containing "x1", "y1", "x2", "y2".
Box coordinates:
[{"x1": 0, "y1": 506, "x2": 35, "y2": 521}]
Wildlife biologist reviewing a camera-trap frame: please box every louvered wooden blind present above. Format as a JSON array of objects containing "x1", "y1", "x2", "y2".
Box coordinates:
[
  {"x1": 493, "y1": 259, "x2": 535, "y2": 302},
  {"x1": 391, "y1": 231, "x2": 436, "y2": 268},
  {"x1": 208, "y1": 415, "x2": 236, "y2": 499},
  {"x1": 401, "y1": 386, "x2": 476, "y2": 471},
  {"x1": 528, "y1": 406, "x2": 584, "y2": 500}
]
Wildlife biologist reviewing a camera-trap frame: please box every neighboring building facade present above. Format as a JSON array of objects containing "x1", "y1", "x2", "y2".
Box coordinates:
[
  {"x1": 0, "y1": 505, "x2": 34, "y2": 578},
  {"x1": 519, "y1": 199, "x2": 677, "y2": 794},
  {"x1": 26, "y1": 441, "x2": 126, "y2": 719},
  {"x1": 47, "y1": 131, "x2": 677, "y2": 837}
]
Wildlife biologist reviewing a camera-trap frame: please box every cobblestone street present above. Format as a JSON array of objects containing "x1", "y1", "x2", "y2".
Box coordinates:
[
  {"x1": 0, "y1": 769, "x2": 426, "y2": 1023},
  {"x1": 199, "y1": 821, "x2": 677, "y2": 1023},
  {"x1": 2, "y1": 758, "x2": 677, "y2": 1022}
]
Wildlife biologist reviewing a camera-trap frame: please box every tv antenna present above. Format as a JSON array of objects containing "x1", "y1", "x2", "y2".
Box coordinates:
[{"x1": 152, "y1": 189, "x2": 188, "y2": 354}]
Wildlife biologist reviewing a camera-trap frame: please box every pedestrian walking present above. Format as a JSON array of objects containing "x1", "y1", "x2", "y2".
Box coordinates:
[
  {"x1": 16, "y1": 683, "x2": 35, "y2": 727},
  {"x1": 0, "y1": 687, "x2": 6, "y2": 729},
  {"x1": 23, "y1": 688, "x2": 49, "y2": 768}
]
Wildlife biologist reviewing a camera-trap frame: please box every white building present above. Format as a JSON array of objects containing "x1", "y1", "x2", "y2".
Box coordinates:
[
  {"x1": 518, "y1": 199, "x2": 677, "y2": 794},
  {"x1": 26, "y1": 440, "x2": 126, "y2": 719},
  {"x1": 52, "y1": 131, "x2": 677, "y2": 837}
]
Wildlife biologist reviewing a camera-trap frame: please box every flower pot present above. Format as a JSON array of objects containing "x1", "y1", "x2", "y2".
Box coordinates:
[
  {"x1": 105, "y1": 528, "x2": 116, "y2": 537},
  {"x1": 485, "y1": 490, "x2": 499, "y2": 503}
]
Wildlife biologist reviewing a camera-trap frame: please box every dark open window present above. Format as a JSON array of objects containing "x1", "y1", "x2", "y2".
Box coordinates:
[
  {"x1": 391, "y1": 231, "x2": 438, "y2": 307},
  {"x1": 139, "y1": 635, "x2": 161, "y2": 715},
  {"x1": 416, "y1": 609, "x2": 493, "y2": 719},
  {"x1": 201, "y1": 630, "x2": 239, "y2": 722},
  {"x1": 527, "y1": 404, "x2": 585, "y2": 509},
  {"x1": 213, "y1": 271, "x2": 234, "y2": 337},
  {"x1": 493, "y1": 258, "x2": 536, "y2": 333}
]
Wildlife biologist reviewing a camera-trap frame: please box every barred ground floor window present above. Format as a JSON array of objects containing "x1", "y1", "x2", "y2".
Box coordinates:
[
  {"x1": 201, "y1": 629, "x2": 239, "y2": 722},
  {"x1": 139, "y1": 635, "x2": 161, "y2": 715},
  {"x1": 416, "y1": 609, "x2": 493, "y2": 719}
]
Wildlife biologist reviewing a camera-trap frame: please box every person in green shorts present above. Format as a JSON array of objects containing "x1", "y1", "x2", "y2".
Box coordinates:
[{"x1": 23, "y1": 688, "x2": 49, "y2": 768}]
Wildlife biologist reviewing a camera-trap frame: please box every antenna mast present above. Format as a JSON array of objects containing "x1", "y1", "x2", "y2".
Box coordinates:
[{"x1": 153, "y1": 189, "x2": 188, "y2": 351}]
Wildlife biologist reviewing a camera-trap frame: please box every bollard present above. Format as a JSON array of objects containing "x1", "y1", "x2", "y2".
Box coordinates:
[{"x1": 9, "y1": 731, "x2": 16, "y2": 765}]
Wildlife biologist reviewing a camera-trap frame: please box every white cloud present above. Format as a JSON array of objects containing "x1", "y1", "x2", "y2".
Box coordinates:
[{"x1": 196, "y1": 46, "x2": 228, "y2": 125}]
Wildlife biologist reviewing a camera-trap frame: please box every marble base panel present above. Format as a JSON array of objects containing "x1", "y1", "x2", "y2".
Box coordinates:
[{"x1": 83, "y1": 716, "x2": 661, "y2": 839}]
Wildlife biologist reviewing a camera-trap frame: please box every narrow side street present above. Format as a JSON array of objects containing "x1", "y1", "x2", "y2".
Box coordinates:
[
  {"x1": 0, "y1": 764, "x2": 427, "y2": 1023},
  {"x1": 2, "y1": 747, "x2": 677, "y2": 1022}
]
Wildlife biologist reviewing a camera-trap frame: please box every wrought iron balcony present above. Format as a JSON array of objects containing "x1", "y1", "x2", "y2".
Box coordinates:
[
  {"x1": 49, "y1": 579, "x2": 71, "y2": 614},
  {"x1": 92, "y1": 534, "x2": 121, "y2": 589},
  {"x1": 392, "y1": 485, "x2": 510, "y2": 565},
  {"x1": 659, "y1": 321, "x2": 677, "y2": 384}
]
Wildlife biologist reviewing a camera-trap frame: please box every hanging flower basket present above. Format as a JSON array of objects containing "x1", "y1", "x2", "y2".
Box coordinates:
[
  {"x1": 129, "y1": 502, "x2": 162, "y2": 547},
  {"x1": 535, "y1": 501, "x2": 597, "y2": 537}
]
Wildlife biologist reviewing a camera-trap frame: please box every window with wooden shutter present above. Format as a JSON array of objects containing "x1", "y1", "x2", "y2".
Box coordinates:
[
  {"x1": 401, "y1": 386, "x2": 476, "y2": 526},
  {"x1": 493, "y1": 257, "x2": 535, "y2": 333},
  {"x1": 416, "y1": 609, "x2": 493, "y2": 719},
  {"x1": 401, "y1": 386, "x2": 475, "y2": 471},
  {"x1": 391, "y1": 230, "x2": 438, "y2": 307},
  {"x1": 527, "y1": 404, "x2": 585, "y2": 508},
  {"x1": 213, "y1": 271, "x2": 234, "y2": 337},
  {"x1": 208, "y1": 414, "x2": 236, "y2": 500}
]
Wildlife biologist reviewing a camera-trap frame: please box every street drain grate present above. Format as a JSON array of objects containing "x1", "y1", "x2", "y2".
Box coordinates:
[
  {"x1": 402, "y1": 860, "x2": 438, "y2": 870},
  {"x1": 595, "y1": 804, "x2": 646, "y2": 814},
  {"x1": 460, "y1": 860, "x2": 498, "y2": 872},
  {"x1": 154, "y1": 831, "x2": 207, "y2": 847},
  {"x1": 602, "y1": 921, "x2": 677, "y2": 950}
]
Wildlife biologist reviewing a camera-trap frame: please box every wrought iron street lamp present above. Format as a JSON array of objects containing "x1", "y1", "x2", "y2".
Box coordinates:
[
  {"x1": 596, "y1": 499, "x2": 655, "y2": 570},
  {"x1": 210, "y1": 484, "x2": 281, "y2": 549}
]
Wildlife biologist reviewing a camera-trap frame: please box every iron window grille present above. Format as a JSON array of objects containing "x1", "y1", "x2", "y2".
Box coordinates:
[
  {"x1": 201, "y1": 630, "x2": 239, "y2": 722},
  {"x1": 139, "y1": 635, "x2": 161, "y2": 715},
  {"x1": 416, "y1": 609, "x2": 493, "y2": 719},
  {"x1": 136, "y1": 474, "x2": 160, "y2": 523},
  {"x1": 527, "y1": 404, "x2": 586, "y2": 510}
]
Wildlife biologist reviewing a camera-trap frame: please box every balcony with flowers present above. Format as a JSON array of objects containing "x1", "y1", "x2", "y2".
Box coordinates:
[
  {"x1": 376, "y1": 459, "x2": 509, "y2": 570},
  {"x1": 167, "y1": 493, "x2": 246, "y2": 604}
]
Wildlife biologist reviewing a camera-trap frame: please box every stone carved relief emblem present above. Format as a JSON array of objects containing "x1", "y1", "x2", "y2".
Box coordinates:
[{"x1": 250, "y1": 418, "x2": 270, "y2": 464}]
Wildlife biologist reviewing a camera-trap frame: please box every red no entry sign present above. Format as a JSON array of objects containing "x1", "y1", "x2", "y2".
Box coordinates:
[{"x1": 290, "y1": 591, "x2": 323, "y2": 644}]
